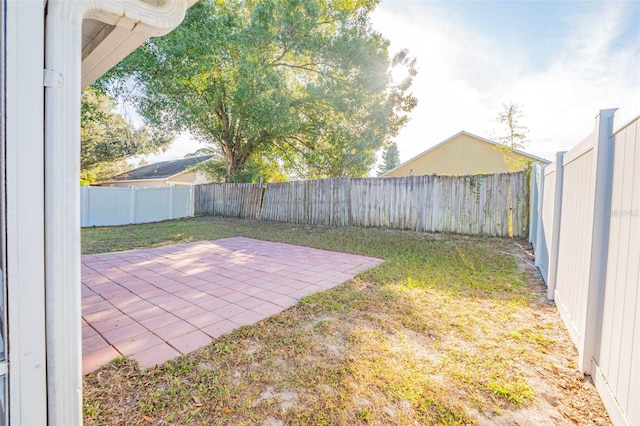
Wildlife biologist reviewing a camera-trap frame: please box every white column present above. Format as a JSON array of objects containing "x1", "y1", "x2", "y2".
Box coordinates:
[
  {"x1": 6, "y1": 1, "x2": 48, "y2": 424},
  {"x1": 43, "y1": 1, "x2": 189, "y2": 423},
  {"x1": 44, "y1": 3, "x2": 83, "y2": 423}
]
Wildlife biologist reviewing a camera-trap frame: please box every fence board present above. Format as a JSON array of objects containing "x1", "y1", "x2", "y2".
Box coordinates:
[
  {"x1": 195, "y1": 172, "x2": 528, "y2": 237},
  {"x1": 598, "y1": 117, "x2": 640, "y2": 425},
  {"x1": 194, "y1": 183, "x2": 263, "y2": 219}
]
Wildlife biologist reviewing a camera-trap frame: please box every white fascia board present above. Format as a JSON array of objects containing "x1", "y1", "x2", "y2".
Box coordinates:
[{"x1": 460, "y1": 131, "x2": 551, "y2": 164}]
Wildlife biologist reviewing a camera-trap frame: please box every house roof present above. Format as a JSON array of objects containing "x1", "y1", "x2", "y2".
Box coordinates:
[
  {"x1": 382, "y1": 131, "x2": 550, "y2": 176},
  {"x1": 107, "y1": 155, "x2": 212, "y2": 182}
]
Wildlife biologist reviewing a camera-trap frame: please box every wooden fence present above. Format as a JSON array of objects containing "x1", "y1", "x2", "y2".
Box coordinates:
[
  {"x1": 195, "y1": 172, "x2": 529, "y2": 237},
  {"x1": 261, "y1": 178, "x2": 352, "y2": 227},
  {"x1": 347, "y1": 174, "x2": 527, "y2": 235},
  {"x1": 194, "y1": 183, "x2": 263, "y2": 219}
]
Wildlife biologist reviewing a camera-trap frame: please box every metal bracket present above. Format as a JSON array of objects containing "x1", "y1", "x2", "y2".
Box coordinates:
[{"x1": 43, "y1": 69, "x2": 64, "y2": 88}]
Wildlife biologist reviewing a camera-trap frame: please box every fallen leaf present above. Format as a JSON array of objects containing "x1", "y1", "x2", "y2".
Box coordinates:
[{"x1": 142, "y1": 415, "x2": 154, "y2": 423}]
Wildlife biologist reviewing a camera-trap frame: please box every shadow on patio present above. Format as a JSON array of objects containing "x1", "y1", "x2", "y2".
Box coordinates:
[{"x1": 81, "y1": 237, "x2": 382, "y2": 374}]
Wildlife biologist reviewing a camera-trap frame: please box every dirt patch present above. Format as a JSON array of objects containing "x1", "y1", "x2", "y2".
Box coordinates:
[{"x1": 487, "y1": 241, "x2": 610, "y2": 425}]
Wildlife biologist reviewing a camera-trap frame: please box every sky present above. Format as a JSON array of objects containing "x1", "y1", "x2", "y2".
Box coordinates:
[{"x1": 139, "y1": 0, "x2": 640, "y2": 167}]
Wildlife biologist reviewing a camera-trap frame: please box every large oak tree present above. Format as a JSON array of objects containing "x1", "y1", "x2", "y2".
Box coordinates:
[{"x1": 101, "y1": 0, "x2": 416, "y2": 181}]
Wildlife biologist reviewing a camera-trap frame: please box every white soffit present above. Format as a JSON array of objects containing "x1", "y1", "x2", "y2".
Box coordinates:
[{"x1": 80, "y1": 0, "x2": 198, "y2": 89}]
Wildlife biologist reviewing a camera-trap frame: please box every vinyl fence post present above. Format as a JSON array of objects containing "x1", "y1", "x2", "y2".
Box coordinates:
[
  {"x1": 81, "y1": 185, "x2": 90, "y2": 227},
  {"x1": 528, "y1": 165, "x2": 538, "y2": 244},
  {"x1": 534, "y1": 164, "x2": 546, "y2": 266},
  {"x1": 547, "y1": 151, "x2": 566, "y2": 300},
  {"x1": 582, "y1": 108, "x2": 617, "y2": 373},
  {"x1": 169, "y1": 185, "x2": 174, "y2": 220},
  {"x1": 130, "y1": 186, "x2": 136, "y2": 224},
  {"x1": 189, "y1": 186, "x2": 195, "y2": 217}
]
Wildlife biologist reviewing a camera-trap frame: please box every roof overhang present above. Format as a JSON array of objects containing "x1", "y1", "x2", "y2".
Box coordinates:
[{"x1": 80, "y1": 0, "x2": 199, "y2": 89}]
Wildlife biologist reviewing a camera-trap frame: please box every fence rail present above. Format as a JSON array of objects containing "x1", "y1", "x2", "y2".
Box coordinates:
[
  {"x1": 530, "y1": 108, "x2": 639, "y2": 425},
  {"x1": 195, "y1": 172, "x2": 529, "y2": 237},
  {"x1": 81, "y1": 186, "x2": 193, "y2": 227}
]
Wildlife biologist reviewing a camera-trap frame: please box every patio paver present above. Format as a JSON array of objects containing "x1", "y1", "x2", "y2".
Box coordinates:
[{"x1": 82, "y1": 237, "x2": 382, "y2": 374}]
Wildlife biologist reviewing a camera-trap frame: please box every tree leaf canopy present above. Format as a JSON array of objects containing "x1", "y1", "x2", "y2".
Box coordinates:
[{"x1": 100, "y1": 0, "x2": 417, "y2": 181}]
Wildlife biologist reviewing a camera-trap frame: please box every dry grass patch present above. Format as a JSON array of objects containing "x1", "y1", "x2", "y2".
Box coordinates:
[{"x1": 82, "y1": 217, "x2": 610, "y2": 425}]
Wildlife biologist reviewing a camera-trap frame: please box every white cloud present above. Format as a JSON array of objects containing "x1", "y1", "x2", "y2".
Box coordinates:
[
  {"x1": 370, "y1": 1, "x2": 524, "y2": 161},
  {"x1": 371, "y1": 0, "x2": 640, "y2": 162}
]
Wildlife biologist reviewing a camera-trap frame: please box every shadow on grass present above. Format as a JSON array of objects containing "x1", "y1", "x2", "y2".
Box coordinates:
[{"x1": 83, "y1": 217, "x2": 553, "y2": 425}]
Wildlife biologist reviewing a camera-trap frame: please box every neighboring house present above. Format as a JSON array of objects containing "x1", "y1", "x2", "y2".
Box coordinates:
[
  {"x1": 382, "y1": 131, "x2": 549, "y2": 177},
  {"x1": 99, "y1": 155, "x2": 213, "y2": 187}
]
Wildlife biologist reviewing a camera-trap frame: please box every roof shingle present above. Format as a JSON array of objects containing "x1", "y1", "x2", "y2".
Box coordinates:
[{"x1": 108, "y1": 156, "x2": 212, "y2": 181}]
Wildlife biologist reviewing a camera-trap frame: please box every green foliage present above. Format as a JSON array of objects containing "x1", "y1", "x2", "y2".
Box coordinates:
[
  {"x1": 80, "y1": 86, "x2": 173, "y2": 183},
  {"x1": 186, "y1": 148, "x2": 287, "y2": 183},
  {"x1": 199, "y1": 156, "x2": 287, "y2": 184},
  {"x1": 376, "y1": 142, "x2": 401, "y2": 175},
  {"x1": 488, "y1": 379, "x2": 535, "y2": 406},
  {"x1": 80, "y1": 160, "x2": 132, "y2": 184},
  {"x1": 100, "y1": 0, "x2": 416, "y2": 182},
  {"x1": 493, "y1": 102, "x2": 531, "y2": 172}
]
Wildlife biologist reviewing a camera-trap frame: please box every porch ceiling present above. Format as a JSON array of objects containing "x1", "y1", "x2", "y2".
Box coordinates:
[{"x1": 79, "y1": 0, "x2": 198, "y2": 89}]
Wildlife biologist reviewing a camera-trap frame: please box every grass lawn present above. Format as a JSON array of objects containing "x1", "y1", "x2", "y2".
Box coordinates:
[{"x1": 82, "y1": 217, "x2": 609, "y2": 425}]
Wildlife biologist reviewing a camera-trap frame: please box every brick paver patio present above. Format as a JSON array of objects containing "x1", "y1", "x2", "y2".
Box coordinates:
[{"x1": 82, "y1": 237, "x2": 382, "y2": 374}]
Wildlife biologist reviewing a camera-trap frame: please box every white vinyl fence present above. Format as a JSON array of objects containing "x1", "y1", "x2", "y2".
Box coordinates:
[
  {"x1": 531, "y1": 108, "x2": 639, "y2": 425},
  {"x1": 81, "y1": 186, "x2": 194, "y2": 227}
]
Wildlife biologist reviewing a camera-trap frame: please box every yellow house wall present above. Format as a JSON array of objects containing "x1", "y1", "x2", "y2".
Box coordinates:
[
  {"x1": 167, "y1": 172, "x2": 199, "y2": 186},
  {"x1": 385, "y1": 134, "x2": 537, "y2": 177}
]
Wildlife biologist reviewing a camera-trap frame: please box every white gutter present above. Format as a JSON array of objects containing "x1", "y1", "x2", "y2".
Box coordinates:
[{"x1": 44, "y1": 1, "x2": 187, "y2": 424}]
